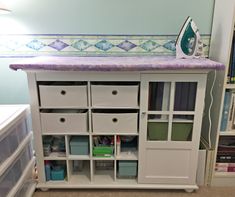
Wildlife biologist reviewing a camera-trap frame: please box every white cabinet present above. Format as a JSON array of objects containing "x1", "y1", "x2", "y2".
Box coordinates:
[
  {"x1": 24, "y1": 70, "x2": 208, "y2": 191},
  {"x1": 138, "y1": 74, "x2": 206, "y2": 185}
]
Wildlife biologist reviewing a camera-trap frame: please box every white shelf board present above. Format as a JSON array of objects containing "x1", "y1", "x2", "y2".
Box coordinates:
[
  {"x1": 214, "y1": 171, "x2": 235, "y2": 177},
  {"x1": 68, "y1": 155, "x2": 90, "y2": 160},
  {"x1": 92, "y1": 156, "x2": 115, "y2": 160},
  {"x1": 39, "y1": 106, "x2": 89, "y2": 110},
  {"x1": 44, "y1": 156, "x2": 67, "y2": 160},
  {"x1": 43, "y1": 132, "x2": 89, "y2": 136},
  {"x1": 91, "y1": 106, "x2": 140, "y2": 109},
  {"x1": 219, "y1": 131, "x2": 235, "y2": 136},
  {"x1": 37, "y1": 181, "x2": 198, "y2": 189},
  {"x1": 116, "y1": 151, "x2": 138, "y2": 160},
  {"x1": 69, "y1": 174, "x2": 91, "y2": 185},
  {"x1": 225, "y1": 83, "x2": 235, "y2": 89},
  {"x1": 93, "y1": 170, "x2": 114, "y2": 184},
  {"x1": 116, "y1": 178, "x2": 138, "y2": 184},
  {"x1": 44, "y1": 152, "x2": 66, "y2": 158},
  {"x1": 91, "y1": 132, "x2": 139, "y2": 136}
]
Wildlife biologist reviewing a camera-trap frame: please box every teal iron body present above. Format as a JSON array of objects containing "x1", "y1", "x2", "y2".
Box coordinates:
[{"x1": 176, "y1": 16, "x2": 203, "y2": 58}]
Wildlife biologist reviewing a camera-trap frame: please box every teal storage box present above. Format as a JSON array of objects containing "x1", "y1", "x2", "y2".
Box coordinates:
[
  {"x1": 51, "y1": 167, "x2": 65, "y2": 181},
  {"x1": 118, "y1": 161, "x2": 137, "y2": 177},
  {"x1": 70, "y1": 136, "x2": 89, "y2": 155}
]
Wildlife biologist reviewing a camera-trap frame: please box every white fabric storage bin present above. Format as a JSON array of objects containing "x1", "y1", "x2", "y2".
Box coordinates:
[
  {"x1": 91, "y1": 85, "x2": 139, "y2": 107},
  {"x1": 92, "y1": 112, "x2": 138, "y2": 133},
  {"x1": 39, "y1": 85, "x2": 88, "y2": 108},
  {"x1": 41, "y1": 110, "x2": 88, "y2": 134}
]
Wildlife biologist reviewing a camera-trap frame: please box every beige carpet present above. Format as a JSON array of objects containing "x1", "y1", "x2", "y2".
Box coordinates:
[{"x1": 33, "y1": 187, "x2": 235, "y2": 197}]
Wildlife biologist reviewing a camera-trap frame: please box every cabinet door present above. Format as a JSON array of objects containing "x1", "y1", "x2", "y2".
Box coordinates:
[{"x1": 138, "y1": 74, "x2": 206, "y2": 185}]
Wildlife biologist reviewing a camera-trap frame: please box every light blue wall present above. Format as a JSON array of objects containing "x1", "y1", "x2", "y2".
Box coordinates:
[{"x1": 0, "y1": 0, "x2": 215, "y2": 104}]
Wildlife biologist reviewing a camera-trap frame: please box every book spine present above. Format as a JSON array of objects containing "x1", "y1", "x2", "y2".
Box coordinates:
[
  {"x1": 220, "y1": 91, "x2": 232, "y2": 131},
  {"x1": 229, "y1": 34, "x2": 235, "y2": 83},
  {"x1": 227, "y1": 93, "x2": 235, "y2": 130}
]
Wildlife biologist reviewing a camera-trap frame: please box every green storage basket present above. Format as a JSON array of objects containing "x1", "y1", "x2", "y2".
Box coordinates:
[
  {"x1": 148, "y1": 122, "x2": 168, "y2": 140},
  {"x1": 93, "y1": 146, "x2": 114, "y2": 157},
  {"x1": 171, "y1": 122, "x2": 193, "y2": 141}
]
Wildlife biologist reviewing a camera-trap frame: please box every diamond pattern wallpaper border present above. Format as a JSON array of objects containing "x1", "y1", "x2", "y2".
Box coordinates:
[{"x1": 0, "y1": 34, "x2": 210, "y2": 57}]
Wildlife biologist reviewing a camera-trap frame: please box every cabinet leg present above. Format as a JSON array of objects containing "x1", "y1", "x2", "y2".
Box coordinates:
[
  {"x1": 40, "y1": 188, "x2": 49, "y2": 192},
  {"x1": 184, "y1": 189, "x2": 194, "y2": 193}
]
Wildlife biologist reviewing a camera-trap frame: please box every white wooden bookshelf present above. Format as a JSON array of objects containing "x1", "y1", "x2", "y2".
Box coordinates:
[{"x1": 208, "y1": 0, "x2": 235, "y2": 186}]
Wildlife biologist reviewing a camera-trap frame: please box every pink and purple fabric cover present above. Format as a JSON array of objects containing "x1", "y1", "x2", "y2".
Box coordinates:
[{"x1": 10, "y1": 56, "x2": 224, "y2": 71}]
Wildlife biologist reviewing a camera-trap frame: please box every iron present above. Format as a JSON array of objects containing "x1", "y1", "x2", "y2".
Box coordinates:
[{"x1": 175, "y1": 16, "x2": 203, "y2": 59}]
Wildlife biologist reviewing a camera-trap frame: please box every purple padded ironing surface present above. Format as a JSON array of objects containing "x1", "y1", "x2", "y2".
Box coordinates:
[{"x1": 10, "y1": 56, "x2": 225, "y2": 71}]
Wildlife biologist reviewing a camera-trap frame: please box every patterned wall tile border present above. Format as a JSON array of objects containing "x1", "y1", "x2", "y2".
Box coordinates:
[{"x1": 0, "y1": 34, "x2": 210, "y2": 57}]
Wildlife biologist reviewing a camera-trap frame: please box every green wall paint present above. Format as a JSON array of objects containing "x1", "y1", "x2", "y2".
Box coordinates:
[
  {"x1": 0, "y1": 0, "x2": 215, "y2": 104},
  {"x1": 5, "y1": 0, "x2": 214, "y2": 34},
  {"x1": 0, "y1": 58, "x2": 29, "y2": 104}
]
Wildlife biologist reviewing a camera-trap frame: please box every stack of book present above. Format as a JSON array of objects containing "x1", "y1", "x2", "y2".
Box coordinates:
[
  {"x1": 220, "y1": 90, "x2": 235, "y2": 131},
  {"x1": 216, "y1": 137, "x2": 235, "y2": 172}
]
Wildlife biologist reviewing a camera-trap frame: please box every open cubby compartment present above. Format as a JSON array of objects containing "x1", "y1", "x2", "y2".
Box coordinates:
[
  {"x1": 92, "y1": 109, "x2": 139, "y2": 134},
  {"x1": 68, "y1": 160, "x2": 91, "y2": 183},
  {"x1": 92, "y1": 135, "x2": 114, "y2": 158},
  {"x1": 116, "y1": 135, "x2": 138, "y2": 160},
  {"x1": 171, "y1": 115, "x2": 194, "y2": 141},
  {"x1": 116, "y1": 160, "x2": 138, "y2": 179},
  {"x1": 42, "y1": 135, "x2": 66, "y2": 157},
  {"x1": 216, "y1": 136, "x2": 235, "y2": 164},
  {"x1": 67, "y1": 135, "x2": 90, "y2": 157},
  {"x1": 93, "y1": 160, "x2": 115, "y2": 182},
  {"x1": 44, "y1": 160, "x2": 67, "y2": 182},
  {"x1": 90, "y1": 81, "x2": 140, "y2": 108},
  {"x1": 40, "y1": 109, "x2": 89, "y2": 134}
]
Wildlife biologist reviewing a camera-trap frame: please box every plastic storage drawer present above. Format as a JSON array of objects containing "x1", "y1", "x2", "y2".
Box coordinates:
[
  {"x1": 91, "y1": 85, "x2": 139, "y2": 107},
  {"x1": 118, "y1": 161, "x2": 137, "y2": 177},
  {"x1": 41, "y1": 110, "x2": 88, "y2": 134},
  {"x1": 39, "y1": 84, "x2": 88, "y2": 108},
  {"x1": 0, "y1": 105, "x2": 30, "y2": 165},
  {"x1": 70, "y1": 136, "x2": 89, "y2": 155},
  {"x1": 0, "y1": 169, "x2": 15, "y2": 197},
  {"x1": 0, "y1": 140, "x2": 33, "y2": 197},
  {"x1": 92, "y1": 112, "x2": 138, "y2": 133}
]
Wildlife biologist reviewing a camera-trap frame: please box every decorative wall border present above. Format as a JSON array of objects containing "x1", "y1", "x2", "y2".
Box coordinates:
[{"x1": 0, "y1": 34, "x2": 210, "y2": 57}]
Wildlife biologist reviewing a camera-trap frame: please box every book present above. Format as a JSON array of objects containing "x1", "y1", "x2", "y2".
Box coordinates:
[
  {"x1": 220, "y1": 91, "x2": 232, "y2": 131},
  {"x1": 227, "y1": 93, "x2": 235, "y2": 130}
]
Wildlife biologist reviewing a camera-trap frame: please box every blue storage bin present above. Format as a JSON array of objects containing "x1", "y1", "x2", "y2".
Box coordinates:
[
  {"x1": 118, "y1": 161, "x2": 137, "y2": 177},
  {"x1": 70, "y1": 136, "x2": 89, "y2": 155},
  {"x1": 51, "y1": 167, "x2": 65, "y2": 181}
]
